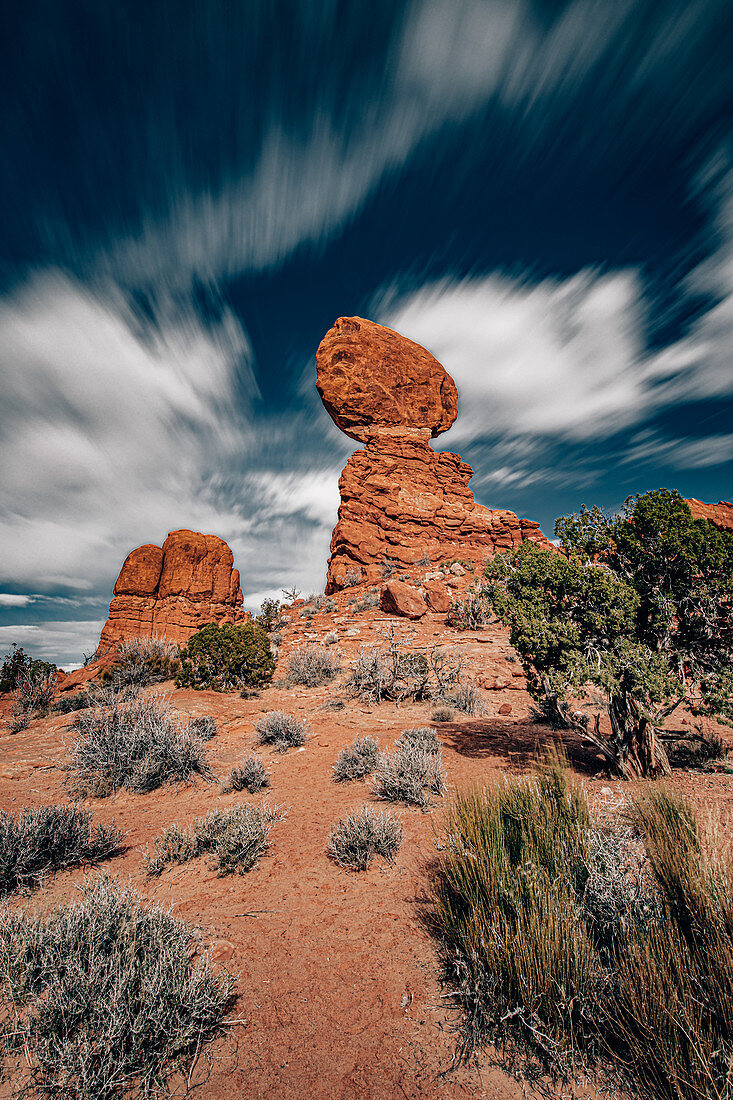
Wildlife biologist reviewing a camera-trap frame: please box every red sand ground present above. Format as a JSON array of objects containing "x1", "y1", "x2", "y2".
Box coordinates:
[{"x1": 2, "y1": 591, "x2": 732, "y2": 1099}]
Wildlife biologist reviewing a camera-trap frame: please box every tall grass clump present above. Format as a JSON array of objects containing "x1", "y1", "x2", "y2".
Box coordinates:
[
  {"x1": 0, "y1": 806, "x2": 123, "y2": 896},
  {"x1": 255, "y1": 711, "x2": 308, "y2": 752},
  {"x1": 0, "y1": 874, "x2": 234, "y2": 1099},
  {"x1": 65, "y1": 691, "x2": 213, "y2": 798},
  {"x1": 428, "y1": 756, "x2": 733, "y2": 1099},
  {"x1": 286, "y1": 643, "x2": 339, "y2": 687},
  {"x1": 144, "y1": 803, "x2": 285, "y2": 877},
  {"x1": 332, "y1": 736, "x2": 380, "y2": 782},
  {"x1": 328, "y1": 805, "x2": 403, "y2": 871}
]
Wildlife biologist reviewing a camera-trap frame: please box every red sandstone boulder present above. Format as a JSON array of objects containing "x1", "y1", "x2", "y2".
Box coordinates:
[
  {"x1": 98, "y1": 529, "x2": 245, "y2": 652},
  {"x1": 423, "y1": 580, "x2": 451, "y2": 613},
  {"x1": 686, "y1": 499, "x2": 733, "y2": 531},
  {"x1": 316, "y1": 316, "x2": 457, "y2": 442},
  {"x1": 380, "y1": 581, "x2": 427, "y2": 620}
]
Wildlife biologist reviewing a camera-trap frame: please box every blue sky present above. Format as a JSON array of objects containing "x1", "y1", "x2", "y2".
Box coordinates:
[{"x1": 1, "y1": 0, "x2": 732, "y2": 667}]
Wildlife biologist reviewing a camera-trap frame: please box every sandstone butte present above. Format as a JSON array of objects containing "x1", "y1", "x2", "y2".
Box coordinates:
[
  {"x1": 316, "y1": 315, "x2": 551, "y2": 591},
  {"x1": 98, "y1": 529, "x2": 246, "y2": 651}
]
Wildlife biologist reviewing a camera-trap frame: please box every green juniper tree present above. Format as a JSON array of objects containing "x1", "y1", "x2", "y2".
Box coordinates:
[{"x1": 484, "y1": 490, "x2": 733, "y2": 778}]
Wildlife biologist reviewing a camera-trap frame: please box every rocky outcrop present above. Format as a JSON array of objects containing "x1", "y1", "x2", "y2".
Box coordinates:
[
  {"x1": 98, "y1": 529, "x2": 245, "y2": 650},
  {"x1": 686, "y1": 499, "x2": 733, "y2": 531},
  {"x1": 316, "y1": 316, "x2": 550, "y2": 591}
]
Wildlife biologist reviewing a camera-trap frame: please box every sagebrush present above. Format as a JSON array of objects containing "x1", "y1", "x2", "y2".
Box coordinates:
[
  {"x1": 0, "y1": 874, "x2": 234, "y2": 1098},
  {"x1": 328, "y1": 805, "x2": 403, "y2": 870},
  {"x1": 0, "y1": 805, "x2": 123, "y2": 896},
  {"x1": 287, "y1": 643, "x2": 339, "y2": 686},
  {"x1": 144, "y1": 803, "x2": 284, "y2": 876},
  {"x1": 65, "y1": 691, "x2": 213, "y2": 798},
  {"x1": 255, "y1": 711, "x2": 308, "y2": 751},
  {"x1": 332, "y1": 736, "x2": 380, "y2": 782}
]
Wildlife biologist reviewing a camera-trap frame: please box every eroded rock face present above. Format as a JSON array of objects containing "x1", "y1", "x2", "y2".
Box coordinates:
[
  {"x1": 98, "y1": 529, "x2": 245, "y2": 650},
  {"x1": 686, "y1": 499, "x2": 733, "y2": 531},
  {"x1": 317, "y1": 317, "x2": 550, "y2": 592}
]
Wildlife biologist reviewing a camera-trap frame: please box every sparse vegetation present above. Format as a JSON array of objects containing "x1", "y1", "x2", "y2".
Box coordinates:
[
  {"x1": 100, "y1": 636, "x2": 180, "y2": 688},
  {"x1": 8, "y1": 667, "x2": 58, "y2": 731},
  {"x1": 0, "y1": 805, "x2": 123, "y2": 896},
  {"x1": 51, "y1": 691, "x2": 91, "y2": 714},
  {"x1": 428, "y1": 754, "x2": 733, "y2": 1099},
  {"x1": 188, "y1": 714, "x2": 217, "y2": 740},
  {"x1": 0, "y1": 644, "x2": 60, "y2": 694},
  {"x1": 0, "y1": 874, "x2": 234, "y2": 1098},
  {"x1": 349, "y1": 590, "x2": 379, "y2": 613},
  {"x1": 341, "y1": 568, "x2": 363, "y2": 587},
  {"x1": 223, "y1": 754, "x2": 270, "y2": 793},
  {"x1": 484, "y1": 489, "x2": 733, "y2": 777},
  {"x1": 65, "y1": 691, "x2": 214, "y2": 798},
  {"x1": 176, "y1": 621, "x2": 275, "y2": 691},
  {"x1": 439, "y1": 681, "x2": 487, "y2": 716},
  {"x1": 372, "y1": 742, "x2": 444, "y2": 809},
  {"x1": 447, "y1": 588, "x2": 492, "y2": 630},
  {"x1": 287, "y1": 643, "x2": 339, "y2": 686},
  {"x1": 324, "y1": 631, "x2": 338, "y2": 645},
  {"x1": 255, "y1": 710, "x2": 308, "y2": 751},
  {"x1": 332, "y1": 736, "x2": 380, "y2": 782},
  {"x1": 256, "y1": 597, "x2": 285, "y2": 632},
  {"x1": 431, "y1": 706, "x2": 455, "y2": 723},
  {"x1": 144, "y1": 803, "x2": 284, "y2": 876},
  {"x1": 348, "y1": 629, "x2": 463, "y2": 704},
  {"x1": 395, "y1": 726, "x2": 441, "y2": 754},
  {"x1": 328, "y1": 805, "x2": 403, "y2": 871}
]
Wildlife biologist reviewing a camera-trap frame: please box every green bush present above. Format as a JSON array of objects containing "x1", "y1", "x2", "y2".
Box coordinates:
[
  {"x1": 0, "y1": 874, "x2": 234, "y2": 1098},
  {"x1": 176, "y1": 621, "x2": 274, "y2": 691},
  {"x1": 484, "y1": 489, "x2": 733, "y2": 777}
]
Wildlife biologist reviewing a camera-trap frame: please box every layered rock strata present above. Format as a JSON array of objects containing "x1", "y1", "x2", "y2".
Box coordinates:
[
  {"x1": 98, "y1": 529, "x2": 245, "y2": 650},
  {"x1": 316, "y1": 316, "x2": 550, "y2": 591},
  {"x1": 686, "y1": 499, "x2": 733, "y2": 531}
]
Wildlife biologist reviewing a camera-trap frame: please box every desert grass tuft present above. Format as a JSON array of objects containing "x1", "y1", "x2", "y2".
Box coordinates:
[
  {"x1": 372, "y1": 742, "x2": 444, "y2": 809},
  {"x1": 286, "y1": 644, "x2": 339, "y2": 686},
  {"x1": 223, "y1": 755, "x2": 270, "y2": 793},
  {"x1": 255, "y1": 711, "x2": 308, "y2": 751}
]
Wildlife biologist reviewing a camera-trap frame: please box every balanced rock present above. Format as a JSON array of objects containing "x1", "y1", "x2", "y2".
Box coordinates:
[
  {"x1": 98, "y1": 529, "x2": 245, "y2": 651},
  {"x1": 317, "y1": 316, "x2": 550, "y2": 591},
  {"x1": 686, "y1": 499, "x2": 733, "y2": 531}
]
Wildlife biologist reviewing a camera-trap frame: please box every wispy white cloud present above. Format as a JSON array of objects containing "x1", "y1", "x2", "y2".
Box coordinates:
[
  {"x1": 622, "y1": 431, "x2": 733, "y2": 470},
  {"x1": 0, "y1": 594, "x2": 33, "y2": 608},
  {"x1": 0, "y1": 621, "x2": 104, "y2": 667}
]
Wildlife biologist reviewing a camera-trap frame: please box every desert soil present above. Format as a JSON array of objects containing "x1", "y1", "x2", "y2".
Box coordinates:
[{"x1": 1, "y1": 594, "x2": 732, "y2": 1099}]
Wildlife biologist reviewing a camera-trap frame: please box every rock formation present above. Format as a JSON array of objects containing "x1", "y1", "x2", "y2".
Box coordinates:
[
  {"x1": 316, "y1": 316, "x2": 550, "y2": 591},
  {"x1": 98, "y1": 529, "x2": 245, "y2": 650},
  {"x1": 686, "y1": 499, "x2": 733, "y2": 531}
]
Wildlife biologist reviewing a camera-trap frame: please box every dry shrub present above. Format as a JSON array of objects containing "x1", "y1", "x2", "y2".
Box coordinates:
[
  {"x1": 0, "y1": 805, "x2": 123, "y2": 896},
  {"x1": 332, "y1": 736, "x2": 380, "y2": 782},
  {"x1": 395, "y1": 726, "x2": 440, "y2": 754},
  {"x1": 440, "y1": 681, "x2": 487, "y2": 716},
  {"x1": 255, "y1": 711, "x2": 308, "y2": 751},
  {"x1": 348, "y1": 629, "x2": 463, "y2": 704},
  {"x1": 65, "y1": 691, "x2": 213, "y2": 798},
  {"x1": 144, "y1": 803, "x2": 284, "y2": 877},
  {"x1": 0, "y1": 874, "x2": 234, "y2": 1099},
  {"x1": 286, "y1": 643, "x2": 339, "y2": 686},
  {"x1": 372, "y1": 742, "x2": 444, "y2": 809},
  {"x1": 328, "y1": 805, "x2": 403, "y2": 870},
  {"x1": 430, "y1": 706, "x2": 455, "y2": 722},
  {"x1": 9, "y1": 669, "x2": 57, "y2": 732},
  {"x1": 100, "y1": 636, "x2": 180, "y2": 689},
  {"x1": 223, "y1": 755, "x2": 270, "y2": 793}
]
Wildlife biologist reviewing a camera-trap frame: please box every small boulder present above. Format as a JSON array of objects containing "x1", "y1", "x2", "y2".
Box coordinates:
[
  {"x1": 498, "y1": 702, "x2": 513, "y2": 715},
  {"x1": 380, "y1": 580, "x2": 427, "y2": 620},
  {"x1": 423, "y1": 581, "x2": 451, "y2": 614}
]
